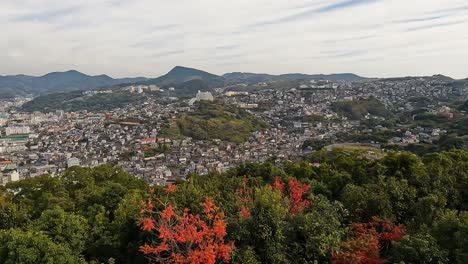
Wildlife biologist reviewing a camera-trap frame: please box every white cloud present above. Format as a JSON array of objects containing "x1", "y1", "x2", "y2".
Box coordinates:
[{"x1": 0, "y1": 0, "x2": 467, "y2": 78}]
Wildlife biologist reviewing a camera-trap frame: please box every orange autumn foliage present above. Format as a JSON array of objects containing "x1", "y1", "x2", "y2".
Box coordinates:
[
  {"x1": 237, "y1": 176, "x2": 311, "y2": 218},
  {"x1": 139, "y1": 186, "x2": 234, "y2": 264},
  {"x1": 165, "y1": 184, "x2": 177, "y2": 194},
  {"x1": 272, "y1": 176, "x2": 311, "y2": 215},
  {"x1": 272, "y1": 176, "x2": 285, "y2": 193},
  {"x1": 237, "y1": 179, "x2": 254, "y2": 219},
  {"x1": 287, "y1": 177, "x2": 311, "y2": 215},
  {"x1": 139, "y1": 217, "x2": 156, "y2": 232},
  {"x1": 332, "y1": 217, "x2": 405, "y2": 264}
]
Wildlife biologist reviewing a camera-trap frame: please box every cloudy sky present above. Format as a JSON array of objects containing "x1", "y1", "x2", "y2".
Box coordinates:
[{"x1": 1, "y1": 0, "x2": 468, "y2": 78}]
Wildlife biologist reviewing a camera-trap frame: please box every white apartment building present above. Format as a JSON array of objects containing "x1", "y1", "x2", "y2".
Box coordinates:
[{"x1": 5, "y1": 126, "x2": 30, "y2": 136}]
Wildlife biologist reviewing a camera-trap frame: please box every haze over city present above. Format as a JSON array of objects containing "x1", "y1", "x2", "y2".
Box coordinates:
[{"x1": 1, "y1": 0, "x2": 468, "y2": 78}]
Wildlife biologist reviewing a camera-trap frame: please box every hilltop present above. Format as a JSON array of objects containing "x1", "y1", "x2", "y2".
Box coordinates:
[
  {"x1": 331, "y1": 97, "x2": 392, "y2": 120},
  {"x1": 161, "y1": 101, "x2": 269, "y2": 143},
  {"x1": 137, "y1": 66, "x2": 226, "y2": 88},
  {"x1": 129, "y1": 66, "x2": 225, "y2": 97}
]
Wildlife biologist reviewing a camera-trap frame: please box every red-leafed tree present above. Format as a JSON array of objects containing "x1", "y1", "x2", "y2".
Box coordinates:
[
  {"x1": 138, "y1": 185, "x2": 234, "y2": 264},
  {"x1": 272, "y1": 176, "x2": 311, "y2": 215},
  {"x1": 272, "y1": 176, "x2": 285, "y2": 193},
  {"x1": 237, "y1": 176, "x2": 311, "y2": 219},
  {"x1": 332, "y1": 217, "x2": 405, "y2": 264},
  {"x1": 237, "y1": 179, "x2": 254, "y2": 219}
]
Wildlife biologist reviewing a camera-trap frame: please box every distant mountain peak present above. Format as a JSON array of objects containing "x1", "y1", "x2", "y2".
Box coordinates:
[
  {"x1": 148, "y1": 66, "x2": 223, "y2": 84},
  {"x1": 132, "y1": 66, "x2": 225, "y2": 96},
  {"x1": 94, "y1": 74, "x2": 113, "y2": 79},
  {"x1": 168, "y1": 66, "x2": 220, "y2": 77},
  {"x1": 41, "y1": 70, "x2": 88, "y2": 78},
  {"x1": 431, "y1": 74, "x2": 453, "y2": 81},
  {"x1": 169, "y1": 66, "x2": 195, "y2": 73},
  {"x1": 64, "y1": 69, "x2": 81, "y2": 74},
  {"x1": 171, "y1": 65, "x2": 191, "y2": 71}
]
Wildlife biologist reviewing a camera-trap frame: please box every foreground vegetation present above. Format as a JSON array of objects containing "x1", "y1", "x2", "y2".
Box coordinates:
[{"x1": 1, "y1": 149, "x2": 468, "y2": 263}]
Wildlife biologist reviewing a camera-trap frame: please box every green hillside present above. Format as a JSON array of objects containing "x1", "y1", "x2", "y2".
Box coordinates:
[
  {"x1": 137, "y1": 66, "x2": 225, "y2": 90},
  {"x1": 162, "y1": 101, "x2": 269, "y2": 143},
  {"x1": 21, "y1": 91, "x2": 145, "y2": 112},
  {"x1": 332, "y1": 96, "x2": 392, "y2": 120}
]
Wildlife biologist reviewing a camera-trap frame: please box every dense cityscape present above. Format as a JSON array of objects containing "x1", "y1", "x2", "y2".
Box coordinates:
[{"x1": 2, "y1": 72, "x2": 467, "y2": 186}]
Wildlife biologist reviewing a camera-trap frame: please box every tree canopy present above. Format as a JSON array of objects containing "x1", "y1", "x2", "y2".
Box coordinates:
[{"x1": 1, "y1": 149, "x2": 468, "y2": 263}]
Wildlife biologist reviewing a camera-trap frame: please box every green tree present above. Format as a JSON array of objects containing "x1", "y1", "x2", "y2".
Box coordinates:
[
  {"x1": 248, "y1": 186, "x2": 289, "y2": 263},
  {"x1": 286, "y1": 196, "x2": 345, "y2": 263},
  {"x1": 0, "y1": 229, "x2": 82, "y2": 264},
  {"x1": 34, "y1": 206, "x2": 89, "y2": 253},
  {"x1": 340, "y1": 184, "x2": 393, "y2": 222},
  {"x1": 431, "y1": 210, "x2": 468, "y2": 264},
  {"x1": 391, "y1": 231, "x2": 448, "y2": 264},
  {"x1": 232, "y1": 246, "x2": 261, "y2": 264},
  {"x1": 0, "y1": 203, "x2": 29, "y2": 229}
]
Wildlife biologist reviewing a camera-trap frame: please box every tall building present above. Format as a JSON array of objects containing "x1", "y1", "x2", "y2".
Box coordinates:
[
  {"x1": 196, "y1": 90, "x2": 214, "y2": 101},
  {"x1": 0, "y1": 116, "x2": 7, "y2": 126},
  {"x1": 67, "y1": 157, "x2": 81, "y2": 168},
  {"x1": 5, "y1": 126, "x2": 30, "y2": 136},
  {"x1": 149, "y1": 85, "x2": 160, "y2": 91},
  {"x1": 189, "y1": 90, "x2": 214, "y2": 106},
  {"x1": 137, "y1": 85, "x2": 144, "y2": 93},
  {"x1": 56, "y1": 110, "x2": 64, "y2": 119}
]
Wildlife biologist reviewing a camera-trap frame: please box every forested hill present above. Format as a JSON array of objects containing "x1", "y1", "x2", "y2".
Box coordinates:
[
  {"x1": 20, "y1": 90, "x2": 145, "y2": 113},
  {"x1": 331, "y1": 96, "x2": 392, "y2": 120},
  {"x1": 1, "y1": 149, "x2": 468, "y2": 263},
  {"x1": 0, "y1": 70, "x2": 146, "y2": 98},
  {"x1": 161, "y1": 101, "x2": 270, "y2": 143},
  {"x1": 136, "y1": 66, "x2": 226, "y2": 89}
]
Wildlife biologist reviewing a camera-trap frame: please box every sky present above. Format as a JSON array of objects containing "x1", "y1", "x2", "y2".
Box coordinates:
[{"x1": 1, "y1": 0, "x2": 468, "y2": 79}]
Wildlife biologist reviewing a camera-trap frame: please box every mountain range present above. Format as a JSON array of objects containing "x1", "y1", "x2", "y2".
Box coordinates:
[
  {"x1": 223, "y1": 72, "x2": 365, "y2": 83},
  {"x1": 0, "y1": 70, "x2": 146, "y2": 98},
  {"x1": 1, "y1": 66, "x2": 464, "y2": 99},
  {"x1": 134, "y1": 66, "x2": 367, "y2": 88}
]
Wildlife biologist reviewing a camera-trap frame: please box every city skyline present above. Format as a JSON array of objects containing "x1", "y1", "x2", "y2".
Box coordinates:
[{"x1": 1, "y1": 0, "x2": 468, "y2": 78}]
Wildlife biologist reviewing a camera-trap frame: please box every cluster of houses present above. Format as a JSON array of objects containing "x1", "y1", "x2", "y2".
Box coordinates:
[{"x1": 0, "y1": 75, "x2": 466, "y2": 185}]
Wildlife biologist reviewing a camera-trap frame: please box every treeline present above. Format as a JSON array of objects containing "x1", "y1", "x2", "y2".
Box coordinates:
[{"x1": 1, "y1": 149, "x2": 468, "y2": 263}]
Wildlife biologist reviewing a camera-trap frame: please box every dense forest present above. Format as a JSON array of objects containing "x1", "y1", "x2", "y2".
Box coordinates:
[{"x1": 1, "y1": 149, "x2": 468, "y2": 263}]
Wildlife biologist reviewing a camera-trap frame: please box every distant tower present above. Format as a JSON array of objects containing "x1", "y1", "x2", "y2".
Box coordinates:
[{"x1": 137, "y1": 85, "x2": 144, "y2": 93}]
